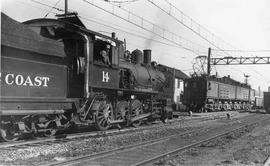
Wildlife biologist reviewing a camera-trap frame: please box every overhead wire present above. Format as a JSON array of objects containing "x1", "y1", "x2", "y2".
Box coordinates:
[
  {"x1": 146, "y1": 0, "x2": 254, "y2": 78},
  {"x1": 14, "y1": 0, "x2": 192, "y2": 72},
  {"x1": 15, "y1": 0, "x2": 57, "y2": 14},
  {"x1": 78, "y1": 15, "x2": 181, "y2": 48},
  {"x1": 28, "y1": 0, "x2": 202, "y2": 53},
  {"x1": 27, "y1": 0, "x2": 187, "y2": 50},
  {"x1": 30, "y1": 0, "x2": 64, "y2": 12},
  {"x1": 146, "y1": 0, "x2": 233, "y2": 57},
  {"x1": 81, "y1": 0, "x2": 208, "y2": 55},
  {"x1": 44, "y1": 0, "x2": 62, "y2": 17},
  {"x1": 29, "y1": 0, "x2": 212, "y2": 60},
  {"x1": 22, "y1": 0, "x2": 196, "y2": 66},
  {"x1": 19, "y1": 0, "x2": 270, "y2": 86},
  {"x1": 148, "y1": 0, "x2": 270, "y2": 86},
  {"x1": 107, "y1": 0, "x2": 141, "y2": 7},
  {"x1": 107, "y1": 0, "x2": 270, "y2": 85},
  {"x1": 212, "y1": 49, "x2": 270, "y2": 53}
]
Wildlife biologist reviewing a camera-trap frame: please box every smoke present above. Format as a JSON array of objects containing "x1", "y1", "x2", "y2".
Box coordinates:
[{"x1": 144, "y1": 10, "x2": 171, "y2": 49}]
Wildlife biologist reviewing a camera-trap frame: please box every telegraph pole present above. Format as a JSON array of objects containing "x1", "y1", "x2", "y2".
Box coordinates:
[
  {"x1": 65, "y1": 0, "x2": 68, "y2": 16},
  {"x1": 207, "y1": 47, "x2": 211, "y2": 76},
  {"x1": 56, "y1": 0, "x2": 78, "y2": 17}
]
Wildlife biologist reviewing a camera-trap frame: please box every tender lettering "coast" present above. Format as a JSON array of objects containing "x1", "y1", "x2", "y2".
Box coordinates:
[{"x1": 0, "y1": 73, "x2": 50, "y2": 87}]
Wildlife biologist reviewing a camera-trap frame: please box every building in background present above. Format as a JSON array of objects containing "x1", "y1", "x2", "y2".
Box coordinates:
[{"x1": 157, "y1": 64, "x2": 189, "y2": 111}]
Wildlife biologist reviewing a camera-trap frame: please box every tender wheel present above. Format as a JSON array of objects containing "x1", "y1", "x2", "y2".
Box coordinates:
[
  {"x1": 0, "y1": 127, "x2": 20, "y2": 142},
  {"x1": 130, "y1": 99, "x2": 143, "y2": 128},
  {"x1": 44, "y1": 129, "x2": 57, "y2": 137},
  {"x1": 34, "y1": 115, "x2": 58, "y2": 137},
  {"x1": 43, "y1": 119, "x2": 57, "y2": 137},
  {"x1": 95, "y1": 101, "x2": 113, "y2": 131}
]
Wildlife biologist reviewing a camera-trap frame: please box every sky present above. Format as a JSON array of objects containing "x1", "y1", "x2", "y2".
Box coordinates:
[{"x1": 1, "y1": 0, "x2": 270, "y2": 91}]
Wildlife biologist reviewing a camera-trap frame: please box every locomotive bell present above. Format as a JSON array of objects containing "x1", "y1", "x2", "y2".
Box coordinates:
[{"x1": 143, "y1": 50, "x2": 151, "y2": 66}]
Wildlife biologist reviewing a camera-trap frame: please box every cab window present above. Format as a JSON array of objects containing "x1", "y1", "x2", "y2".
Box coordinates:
[
  {"x1": 93, "y1": 40, "x2": 118, "y2": 67},
  {"x1": 94, "y1": 40, "x2": 111, "y2": 65}
]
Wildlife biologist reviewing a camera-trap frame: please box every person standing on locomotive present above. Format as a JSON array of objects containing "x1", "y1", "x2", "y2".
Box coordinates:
[{"x1": 100, "y1": 44, "x2": 111, "y2": 65}]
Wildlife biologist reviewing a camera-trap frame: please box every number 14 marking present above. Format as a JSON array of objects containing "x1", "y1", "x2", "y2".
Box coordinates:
[{"x1": 102, "y1": 71, "x2": 110, "y2": 82}]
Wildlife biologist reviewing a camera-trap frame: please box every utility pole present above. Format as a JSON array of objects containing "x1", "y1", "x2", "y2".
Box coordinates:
[
  {"x1": 207, "y1": 47, "x2": 211, "y2": 76},
  {"x1": 56, "y1": 0, "x2": 78, "y2": 17},
  {"x1": 65, "y1": 0, "x2": 68, "y2": 16}
]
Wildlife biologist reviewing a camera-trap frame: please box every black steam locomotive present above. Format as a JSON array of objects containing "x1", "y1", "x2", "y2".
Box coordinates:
[
  {"x1": 0, "y1": 13, "x2": 175, "y2": 141},
  {"x1": 182, "y1": 75, "x2": 255, "y2": 112}
]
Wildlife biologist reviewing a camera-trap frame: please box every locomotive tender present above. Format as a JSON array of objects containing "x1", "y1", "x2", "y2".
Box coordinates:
[
  {"x1": 0, "y1": 13, "x2": 172, "y2": 141},
  {"x1": 182, "y1": 75, "x2": 254, "y2": 112}
]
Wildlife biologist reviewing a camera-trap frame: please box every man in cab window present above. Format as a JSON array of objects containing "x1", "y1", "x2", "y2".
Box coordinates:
[{"x1": 100, "y1": 44, "x2": 111, "y2": 66}]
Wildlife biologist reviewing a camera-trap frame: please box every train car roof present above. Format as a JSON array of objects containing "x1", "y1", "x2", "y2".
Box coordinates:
[
  {"x1": 1, "y1": 12, "x2": 65, "y2": 58},
  {"x1": 157, "y1": 64, "x2": 189, "y2": 79},
  {"x1": 187, "y1": 75, "x2": 251, "y2": 88},
  {"x1": 24, "y1": 15, "x2": 123, "y2": 45}
]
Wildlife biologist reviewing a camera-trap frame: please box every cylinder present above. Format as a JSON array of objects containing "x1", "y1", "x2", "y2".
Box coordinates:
[{"x1": 143, "y1": 49, "x2": 151, "y2": 65}]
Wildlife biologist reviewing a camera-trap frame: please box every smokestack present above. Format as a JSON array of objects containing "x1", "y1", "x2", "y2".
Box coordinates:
[
  {"x1": 112, "y1": 32, "x2": 116, "y2": 39},
  {"x1": 143, "y1": 49, "x2": 151, "y2": 65}
]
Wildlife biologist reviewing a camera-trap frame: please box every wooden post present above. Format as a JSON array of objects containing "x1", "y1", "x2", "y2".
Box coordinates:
[
  {"x1": 65, "y1": 0, "x2": 68, "y2": 16},
  {"x1": 207, "y1": 47, "x2": 211, "y2": 76}
]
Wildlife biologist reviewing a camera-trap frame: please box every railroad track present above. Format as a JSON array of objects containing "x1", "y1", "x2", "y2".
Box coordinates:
[
  {"x1": 44, "y1": 113, "x2": 269, "y2": 166},
  {"x1": 0, "y1": 113, "x2": 224, "y2": 150},
  {"x1": 0, "y1": 116, "x2": 190, "y2": 150}
]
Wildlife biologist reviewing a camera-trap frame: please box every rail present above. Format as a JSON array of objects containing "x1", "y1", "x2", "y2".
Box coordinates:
[{"x1": 45, "y1": 114, "x2": 268, "y2": 166}]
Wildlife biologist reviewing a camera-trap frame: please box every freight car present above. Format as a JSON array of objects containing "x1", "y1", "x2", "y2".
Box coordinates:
[
  {"x1": 182, "y1": 75, "x2": 253, "y2": 112},
  {"x1": 0, "y1": 13, "x2": 173, "y2": 141}
]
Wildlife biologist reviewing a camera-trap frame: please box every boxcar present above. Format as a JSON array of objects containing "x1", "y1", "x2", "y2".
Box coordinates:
[{"x1": 182, "y1": 75, "x2": 253, "y2": 112}]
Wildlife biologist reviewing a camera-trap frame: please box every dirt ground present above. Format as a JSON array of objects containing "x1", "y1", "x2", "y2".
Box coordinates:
[
  {"x1": 157, "y1": 113, "x2": 270, "y2": 166},
  {"x1": 0, "y1": 111, "x2": 266, "y2": 166}
]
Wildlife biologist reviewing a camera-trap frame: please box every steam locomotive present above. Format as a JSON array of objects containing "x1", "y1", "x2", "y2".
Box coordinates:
[
  {"x1": 0, "y1": 13, "x2": 173, "y2": 141},
  {"x1": 182, "y1": 75, "x2": 255, "y2": 112}
]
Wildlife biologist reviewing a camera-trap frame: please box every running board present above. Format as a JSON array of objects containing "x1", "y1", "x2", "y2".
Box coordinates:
[
  {"x1": 109, "y1": 119, "x2": 125, "y2": 124},
  {"x1": 131, "y1": 113, "x2": 151, "y2": 122},
  {"x1": 0, "y1": 110, "x2": 64, "y2": 116},
  {"x1": 108, "y1": 113, "x2": 152, "y2": 124}
]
